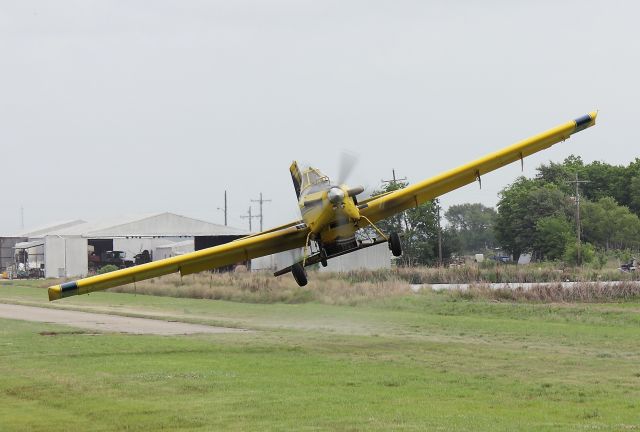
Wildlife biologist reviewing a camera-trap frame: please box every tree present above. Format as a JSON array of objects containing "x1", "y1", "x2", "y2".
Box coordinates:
[
  {"x1": 581, "y1": 161, "x2": 628, "y2": 205},
  {"x1": 402, "y1": 200, "x2": 440, "y2": 265},
  {"x1": 536, "y1": 155, "x2": 583, "y2": 196},
  {"x1": 495, "y1": 178, "x2": 573, "y2": 260},
  {"x1": 582, "y1": 197, "x2": 640, "y2": 250},
  {"x1": 534, "y1": 216, "x2": 573, "y2": 260},
  {"x1": 445, "y1": 203, "x2": 497, "y2": 253},
  {"x1": 580, "y1": 199, "x2": 608, "y2": 248},
  {"x1": 494, "y1": 156, "x2": 640, "y2": 262},
  {"x1": 537, "y1": 155, "x2": 637, "y2": 215},
  {"x1": 629, "y1": 175, "x2": 640, "y2": 214},
  {"x1": 369, "y1": 182, "x2": 443, "y2": 266}
]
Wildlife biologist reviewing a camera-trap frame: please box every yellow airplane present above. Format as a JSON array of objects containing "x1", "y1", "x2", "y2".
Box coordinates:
[{"x1": 48, "y1": 112, "x2": 597, "y2": 300}]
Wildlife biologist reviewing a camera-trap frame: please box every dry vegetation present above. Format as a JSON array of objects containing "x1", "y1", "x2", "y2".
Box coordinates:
[
  {"x1": 105, "y1": 266, "x2": 640, "y2": 304},
  {"x1": 446, "y1": 281, "x2": 640, "y2": 303},
  {"x1": 107, "y1": 271, "x2": 411, "y2": 306},
  {"x1": 39, "y1": 263, "x2": 640, "y2": 305},
  {"x1": 392, "y1": 263, "x2": 638, "y2": 284}
]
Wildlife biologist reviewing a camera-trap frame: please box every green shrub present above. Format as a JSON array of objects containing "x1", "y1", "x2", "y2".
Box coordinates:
[
  {"x1": 97, "y1": 265, "x2": 119, "y2": 275},
  {"x1": 563, "y1": 242, "x2": 595, "y2": 265}
]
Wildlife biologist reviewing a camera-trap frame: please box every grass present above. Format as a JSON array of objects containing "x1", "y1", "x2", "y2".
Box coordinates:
[{"x1": 1, "y1": 277, "x2": 640, "y2": 430}]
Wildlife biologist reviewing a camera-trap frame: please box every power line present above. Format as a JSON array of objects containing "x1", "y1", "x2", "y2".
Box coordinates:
[{"x1": 250, "y1": 192, "x2": 272, "y2": 232}]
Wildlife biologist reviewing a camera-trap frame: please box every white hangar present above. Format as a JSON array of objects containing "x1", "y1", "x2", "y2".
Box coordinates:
[{"x1": 5, "y1": 213, "x2": 246, "y2": 278}]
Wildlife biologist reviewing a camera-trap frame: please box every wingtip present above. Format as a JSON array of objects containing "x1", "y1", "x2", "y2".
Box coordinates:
[
  {"x1": 574, "y1": 111, "x2": 597, "y2": 132},
  {"x1": 48, "y1": 285, "x2": 62, "y2": 301}
]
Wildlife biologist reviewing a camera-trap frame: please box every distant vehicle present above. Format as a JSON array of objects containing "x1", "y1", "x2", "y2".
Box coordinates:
[
  {"x1": 491, "y1": 255, "x2": 511, "y2": 263},
  {"x1": 49, "y1": 111, "x2": 598, "y2": 300},
  {"x1": 619, "y1": 258, "x2": 637, "y2": 273},
  {"x1": 88, "y1": 250, "x2": 134, "y2": 271},
  {"x1": 134, "y1": 250, "x2": 152, "y2": 266}
]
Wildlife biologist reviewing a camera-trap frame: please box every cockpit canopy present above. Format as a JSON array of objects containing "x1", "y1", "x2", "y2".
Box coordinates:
[{"x1": 300, "y1": 167, "x2": 330, "y2": 195}]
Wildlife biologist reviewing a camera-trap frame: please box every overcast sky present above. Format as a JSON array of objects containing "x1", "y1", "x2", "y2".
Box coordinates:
[{"x1": 1, "y1": 0, "x2": 636, "y2": 233}]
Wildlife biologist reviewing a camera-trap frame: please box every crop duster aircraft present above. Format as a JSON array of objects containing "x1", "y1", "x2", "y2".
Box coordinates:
[{"x1": 48, "y1": 112, "x2": 597, "y2": 301}]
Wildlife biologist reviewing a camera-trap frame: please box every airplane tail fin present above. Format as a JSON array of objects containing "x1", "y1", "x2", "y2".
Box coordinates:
[{"x1": 290, "y1": 161, "x2": 302, "y2": 199}]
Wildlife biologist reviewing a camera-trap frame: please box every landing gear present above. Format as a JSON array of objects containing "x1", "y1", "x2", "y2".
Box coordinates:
[
  {"x1": 388, "y1": 232, "x2": 402, "y2": 257},
  {"x1": 292, "y1": 262, "x2": 308, "y2": 286},
  {"x1": 319, "y1": 248, "x2": 328, "y2": 267}
]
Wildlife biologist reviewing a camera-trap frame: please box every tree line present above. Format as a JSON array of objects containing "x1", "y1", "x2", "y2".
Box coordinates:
[{"x1": 374, "y1": 156, "x2": 640, "y2": 266}]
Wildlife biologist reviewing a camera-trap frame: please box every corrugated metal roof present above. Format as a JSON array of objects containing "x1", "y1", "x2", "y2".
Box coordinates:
[
  {"x1": 28, "y1": 212, "x2": 247, "y2": 238},
  {"x1": 44, "y1": 213, "x2": 162, "y2": 236},
  {"x1": 6, "y1": 220, "x2": 87, "y2": 237}
]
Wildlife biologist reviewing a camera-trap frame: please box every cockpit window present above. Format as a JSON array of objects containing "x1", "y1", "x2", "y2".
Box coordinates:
[{"x1": 301, "y1": 168, "x2": 330, "y2": 194}]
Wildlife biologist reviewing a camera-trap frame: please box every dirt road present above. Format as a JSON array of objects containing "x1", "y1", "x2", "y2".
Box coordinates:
[{"x1": 0, "y1": 303, "x2": 245, "y2": 335}]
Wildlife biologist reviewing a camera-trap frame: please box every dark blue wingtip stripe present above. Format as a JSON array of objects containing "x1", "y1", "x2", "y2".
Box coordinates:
[
  {"x1": 60, "y1": 281, "x2": 78, "y2": 292},
  {"x1": 574, "y1": 114, "x2": 593, "y2": 131}
]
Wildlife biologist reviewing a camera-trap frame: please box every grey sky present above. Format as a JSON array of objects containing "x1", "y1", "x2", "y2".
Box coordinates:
[{"x1": 1, "y1": 1, "x2": 636, "y2": 233}]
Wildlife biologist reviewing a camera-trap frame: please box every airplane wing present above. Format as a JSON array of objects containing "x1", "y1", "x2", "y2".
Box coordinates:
[
  {"x1": 357, "y1": 112, "x2": 597, "y2": 226},
  {"x1": 240, "y1": 219, "x2": 304, "y2": 239},
  {"x1": 48, "y1": 223, "x2": 310, "y2": 301}
]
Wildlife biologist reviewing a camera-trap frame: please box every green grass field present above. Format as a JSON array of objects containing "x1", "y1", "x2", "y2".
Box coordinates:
[{"x1": 1, "y1": 280, "x2": 639, "y2": 431}]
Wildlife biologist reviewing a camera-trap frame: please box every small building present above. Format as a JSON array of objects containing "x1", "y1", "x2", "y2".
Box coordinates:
[{"x1": 1, "y1": 220, "x2": 86, "y2": 274}]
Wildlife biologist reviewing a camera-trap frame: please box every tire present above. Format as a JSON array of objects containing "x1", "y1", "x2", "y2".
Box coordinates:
[
  {"x1": 388, "y1": 232, "x2": 402, "y2": 257},
  {"x1": 319, "y1": 248, "x2": 328, "y2": 267},
  {"x1": 292, "y1": 262, "x2": 308, "y2": 286}
]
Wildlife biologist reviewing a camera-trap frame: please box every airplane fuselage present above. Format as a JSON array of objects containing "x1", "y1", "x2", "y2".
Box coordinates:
[{"x1": 296, "y1": 169, "x2": 363, "y2": 252}]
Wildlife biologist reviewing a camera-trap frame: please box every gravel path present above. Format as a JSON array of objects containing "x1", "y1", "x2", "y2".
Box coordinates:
[{"x1": 0, "y1": 303, "x2": 246, "y2": 335}]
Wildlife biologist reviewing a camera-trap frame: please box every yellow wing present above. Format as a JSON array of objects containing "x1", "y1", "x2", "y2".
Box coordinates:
[
  {"x1": 48, "y1": 223, "x2": 309, "y2": 301},
  {"x1": 358, "y1": 112, "x2": 597, "y2": 226}
]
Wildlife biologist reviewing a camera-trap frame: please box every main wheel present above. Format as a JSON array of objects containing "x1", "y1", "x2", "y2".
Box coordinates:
[
  {"x1": 388, "y1": 232, "x2": 402, "y2": 257},
  {"x1": 319, "y1": 248, "x2": 328, "y2": 267},
  {"x1": 291, "y1": 262, "x2": 308, "y2": 286}
]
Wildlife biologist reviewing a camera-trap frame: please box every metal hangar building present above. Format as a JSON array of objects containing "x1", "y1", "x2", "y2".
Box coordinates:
[{"x1": 3, "y1": 212, "x2": 246, "y2": 278}]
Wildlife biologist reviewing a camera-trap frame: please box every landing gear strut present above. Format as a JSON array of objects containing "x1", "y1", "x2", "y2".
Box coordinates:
[
  {"x1": 291, "y1": 262, "x2": 308, "y2": 287},
  {"x1": 319, "y1": 247, "x2": 328, "y2": 267},
  {"x1": 388, "y1": 232, "x2": 402, "y2": 257}
]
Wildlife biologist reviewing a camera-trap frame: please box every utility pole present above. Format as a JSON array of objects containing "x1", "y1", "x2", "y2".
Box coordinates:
[
  {"x1": 381, "y1": 169, "x2": 407, "y2": 187},
  {"x1": 437, "y1": 201, "x2": 443, "y2": 266},
  {"x1": 568, "y1": 173, "x2": 590, "y2": 265},
  {"x1": 250, "y1": 192, "x2": 272, "y2": 232},
  {"x1": 240, "y1": 206, "x2": 259, "y2": 232},
  {"x1": 217, "y1": 190, "x2": 228, "y2": 226},
  {"x1": 20, "y1": 206, "x2": 24, "y2": 230},
  {"x1": 382, "y1": 169, "x2": 409, "y2": 233}
]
